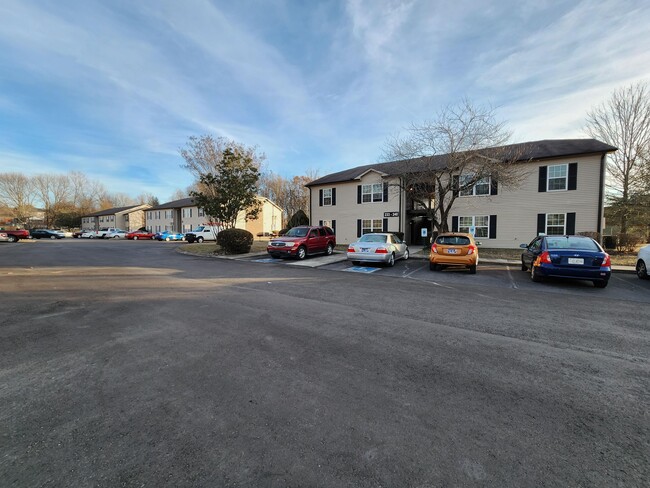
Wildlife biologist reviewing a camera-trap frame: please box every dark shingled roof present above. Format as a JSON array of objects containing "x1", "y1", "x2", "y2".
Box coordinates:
[
  {"x1": 306, "y1": 139, "x2": 617, "y2": 187},
  {"x1": 83, "y1": 205, "x2": 143, "y2": 217},
  {"x1": 149, "y1": 198, "x2": 195, "y2": 210}
]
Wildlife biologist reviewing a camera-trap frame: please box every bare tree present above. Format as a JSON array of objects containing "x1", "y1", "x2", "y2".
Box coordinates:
[
  {"x1": 585, "y1": 81, "x2": 650, "y2": 233},
  {"x1": 0, "y1": 172, "x2": 37, "y2": 227},
  {"x1": 180, "y1": 135, "x2": 266, "y2": 180},
  {"x1": 168, "y1": 188, "x2": 189, "y2": 202},
  {"x1": 258, "y1": 171, "x2": 319, "y2": 224},
  {"x1": 33, "y1": 173, "x2": 73, "y2": 228},
  {"x1": 383, "y1": 99, "x2": 529, "y2": 234}
]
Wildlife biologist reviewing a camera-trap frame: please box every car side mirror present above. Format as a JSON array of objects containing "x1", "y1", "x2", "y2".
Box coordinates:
[
  {"x1": 475, "y1": 241, "x2": 482, "y2": 246},
  {"x1": 519, "y1": 243, "x2": 528, "y2": 249}
]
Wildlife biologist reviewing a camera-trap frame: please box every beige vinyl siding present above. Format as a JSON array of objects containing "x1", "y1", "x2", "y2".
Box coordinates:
[
  {"x1": 310, "y1": 172, "x2": 401, "y2": 244},
  {"x1": 449, "y1": 154, "x2": 603, "y2": 248}
]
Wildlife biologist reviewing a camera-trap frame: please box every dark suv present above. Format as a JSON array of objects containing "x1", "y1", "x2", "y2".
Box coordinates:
[{"x1": 267, "y1": 225, "x2": 336, "y2": 260}]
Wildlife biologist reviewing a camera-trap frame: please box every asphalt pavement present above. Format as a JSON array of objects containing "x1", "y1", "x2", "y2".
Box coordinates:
[{"x1": 1, "y1": 239, "x2": 649, "y2": 487}]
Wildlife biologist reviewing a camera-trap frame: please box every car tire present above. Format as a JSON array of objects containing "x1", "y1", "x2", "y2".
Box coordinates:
[
  {"x1": 50, "y1": 235, "x2": 56, "y2": 240},
  {"x1": 197, "y1": 237, "x2": 204, "y2": 243},
  {"x1": 637, "y1": 259, "x2": 648, "y2": 280},
  {"x1": 469, "y1": 265, "x2": 477, "y2": 274},
  {"x1": 352, "y1": 261, "x2": 361, "y2": 266},
  {"x1": 429, "y1": 262, "x2": 438, "y2": 271},
  {"x1": 90, "y1": 235, "x2": 95, "y2": 239},
  {"x1": 296, "y1": 246, "x2": 307, "y2": 260},
  {"x1": 531, "y1": 266, "x2": 542, "y2": 282},
  {"x1": 403, "y1": 248, "x2": 409, "y2": 260},
  {"x1": 387, "y1": 253, "x2": 395, "y2": 267},
  {"x1": 594, "y1": 280, "x2": 608, "y2": 288},
  {"x1": 165, "y1": 237, "x2": 171, "y2": 241},
  {"x1": 133, "y1": 236, "x2": 138, "y2": 240},
  {"x1": 7, "y1": 235, "x2": 18, "y2": 243},
  {"x1": 521, "y1": 259, "x2": 527, "y2": 271},
  {"x1": 325, "y1": 243, "x2": 333, "y2": 255}
]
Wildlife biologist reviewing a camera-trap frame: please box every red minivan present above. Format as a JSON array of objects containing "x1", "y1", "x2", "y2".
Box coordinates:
[{"x1": 267, "y1": 226, "x2": 336, "y2": 260}]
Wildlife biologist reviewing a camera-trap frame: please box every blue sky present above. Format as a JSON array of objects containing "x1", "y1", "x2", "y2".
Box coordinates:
[{"x1": 1, "y1": 0, "x2": 649, "y2": 201}]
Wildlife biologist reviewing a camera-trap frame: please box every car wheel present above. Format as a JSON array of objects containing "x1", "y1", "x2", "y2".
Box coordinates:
[
  {"x1": 593, "y1": 280, "x2": 608, "y2": 288},
  {"x1": 469, "y1": 264, "x2": 477, "y2": 274},
  {"x1": 197, "y1": 237, "x2": 204, "y2": 243},
  {"x1": 352, "y1": 261, "x2": 361, "y2": 266},
  {"x1": 296, "y1": 246, "x2": 307, "y2": 260},
  {"x1": 387, "y1": 253, "x2": 395, "y2": 267},
  {"x1": 429, "y1": 262, "x2": 438, "y2": 271},
  {"x1": 325, "y1": 243, "x2": 333, "y2": 255},
  {"x1": 7, "y1": 235, "x2": 18, "y2": 243},
  {"x1": 133, "y1": 236, "x2": 139, "y2": 240},
  {"x1": 531, "y1": 265, "x2": 542, "y2": 282},
  {"x1": 403, "y1": 248, "x2": 409, "y2": 261},
  {"x1": 165, "y1": 237, "x2": 171, "y2": 241},
  {"x1": 90, "y1": 235, "x2": 95, "y2": 239},
  {"x1": 637, "y1": 259, "x2": 648, "y2": 280},
  {"x1": 521, "y1": 258, "x2": 527, "y2": 271},
  {"x1": 50, "y1": 235, "x2": 56, "y2": 239}
]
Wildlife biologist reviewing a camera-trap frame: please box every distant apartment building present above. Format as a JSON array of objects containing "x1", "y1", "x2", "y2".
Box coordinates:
[
  {"x1": 81, "y1": 204, "x2": 151, "y2": 231},
  {"x1": 146, "y1": 197, "x2": 282, "y2": 234}
]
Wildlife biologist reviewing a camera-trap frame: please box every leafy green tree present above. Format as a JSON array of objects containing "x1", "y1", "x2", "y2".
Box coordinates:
[{"x1": 189, "y1": 148, "x2": 261, "y2": 229}]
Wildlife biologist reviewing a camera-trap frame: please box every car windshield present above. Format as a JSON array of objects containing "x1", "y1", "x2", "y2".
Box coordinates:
[
  {"x1": 545, "y1": 236, "x2": 600, "y2": 251},
  {"x1": 436, "y1": 235, "x2": 470, "y2": 246},
  {"x1": 284, "y1": 227, "x2": 308, "y2": 237},
  {"x1": 359, "y1": 234, "x2": 387, "y2": 243}
]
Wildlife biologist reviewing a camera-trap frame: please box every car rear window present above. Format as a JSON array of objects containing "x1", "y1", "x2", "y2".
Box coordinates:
[
  {"x1": 436, "y1": 235, "x2": 470, "y2": 246},
  {"x1": 545, "y1": 236, "x2": 600, "y2": 251},
  {"x1": 359, "y1": 234, "x2": 387, "y2": 243}
]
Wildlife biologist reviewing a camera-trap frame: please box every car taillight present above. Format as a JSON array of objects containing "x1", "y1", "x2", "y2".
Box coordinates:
[
  {"x1": 601, "y1": 254, "x2": 611, "y2": 267},
  {"x1": 535, "y1": 251, "x2": 552, "y2": 265},
  {"x1": 375, "y1": 247, "x2": 388, "y2": 254},
  {"x1": 347, "y1": 247, "x2": 355, "y2": 253},
  {"x1": 431, "y1": 243, "x2": 438, "y2": 253},
  {"x1": 467, "y1": 244, "x2": 476, "y2": 255}
]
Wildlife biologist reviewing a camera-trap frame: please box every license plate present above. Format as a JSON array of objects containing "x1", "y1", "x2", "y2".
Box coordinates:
[
  {"x1": 361, "y1": 248, "x2": 370, "y2": 253},
  {"x1": 568, "y1": 258, "x2": 584, "y2": 265},
  {"x1": 446, "y1": 248, "x2": 458, "y2": 254}
]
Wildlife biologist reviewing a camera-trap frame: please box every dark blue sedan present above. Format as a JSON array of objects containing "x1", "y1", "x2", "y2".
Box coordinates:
[{"x1": 520, "y1": 235, "x2": 611, "y2": 288}]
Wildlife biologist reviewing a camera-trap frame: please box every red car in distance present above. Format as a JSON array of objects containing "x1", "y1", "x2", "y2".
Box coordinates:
[{"x1": 125, "y1": 230, "x2": 156, "y2": 240}]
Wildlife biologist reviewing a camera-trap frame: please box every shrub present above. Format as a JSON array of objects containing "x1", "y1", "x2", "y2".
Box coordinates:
[
  {"x1": 217, "y1": 228, "x2": 254, "y2": 254},
  {"x1": 287, "y1": 210, "x2": 309, "y2": 229},
  {"x1": 615, "y1": 233, "x2": 642, "y2": 253}
]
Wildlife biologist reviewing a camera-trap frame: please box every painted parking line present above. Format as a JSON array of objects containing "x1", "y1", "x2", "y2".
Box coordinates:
[
  {"x1": 252, "y1": 258, "x2": 283, "y2": 263},
  {"x1": 344, "y1": 266, "x2": 381, "y2": 274}
]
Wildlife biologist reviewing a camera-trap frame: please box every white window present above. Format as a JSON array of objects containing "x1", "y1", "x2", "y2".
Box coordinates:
[
  {"x1": 183, "y1": 224, "x2": 192, "y2": 232},
  {"x1": 546, "y1": 214, "x2": 565, "y2": 235},
  {"x1": 459, "y1": 216, "x2": 489, "y2": 238},
  {"x1": 198, "y1": 208, "x2": 205, "y2": 217},
  {"x1": 362, "y1": 183, "x2": 383, "y2": 203},
  {"x1": 459, "y1": 175, "x2": 490, "y2": 196},
  {"x1": 109, "y1": 215, "x2": 114, "y2": 222},
  {"x1": 362, "y1": 219, "x2": 383, "y2": 234},
  {"x1": 323, "y1": 188, "x2": 332, "y2": 206},
  {"x1": 182, "y1": 208, "x2": 193, "y2": 218},
  {"x1": 547, "y1": 164, "x2": 567, "y2": 191},
  {"x1": 322, "y1": 219, "x2": 333, "y2": 228}
]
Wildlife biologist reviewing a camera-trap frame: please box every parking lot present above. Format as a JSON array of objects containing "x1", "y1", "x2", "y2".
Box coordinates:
[{"x1": 1, "y1": 238, "x2": 649, "y2": 487}]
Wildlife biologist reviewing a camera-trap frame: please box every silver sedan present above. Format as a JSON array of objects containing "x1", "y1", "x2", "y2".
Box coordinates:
[{"x1": 347, "y1": 233, "x2": 409, "y2": 267}]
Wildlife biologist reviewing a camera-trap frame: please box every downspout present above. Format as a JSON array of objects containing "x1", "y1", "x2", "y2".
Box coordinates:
[
  {"x1": 399, "y1": 177, "x2": 403, "y2": 234},
  {"x1": 597, "y1": 152, "x2": 606, "y2": 244},
  {"x1": 308, "y1": 186, "x2": 312, "y2": 225}
]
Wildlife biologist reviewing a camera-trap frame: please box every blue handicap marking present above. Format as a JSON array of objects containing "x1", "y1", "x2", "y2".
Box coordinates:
[
  {"x1": 345, "y1": 266, "x2": 380, "y2": 273},
  {"x1": 252, "y1": 258, "x2": 281, "y2": 263}
]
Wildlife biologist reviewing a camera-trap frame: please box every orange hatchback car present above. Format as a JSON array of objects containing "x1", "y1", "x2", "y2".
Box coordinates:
[{"x1": 429, "y1": 232, "x2": 479, "y2": 274}]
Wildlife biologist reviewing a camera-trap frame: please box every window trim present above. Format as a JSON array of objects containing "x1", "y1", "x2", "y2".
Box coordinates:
[
  {"x1": 361, "y1": 183, "x2": 383, "y2": 203},
  {"x1": 545, "y1": 213, "x2": 566, "y2": 235},
  {"x1": 459, "y1": 175, "x2": 491, "y2": 197},
  {"x1": 361, "y1": 218, "x2": 383, "y2": 234},
  {"x1": 458, "y1": 215, "x2": 489, "y2": 238},
  {"x1": 547, "y1": 164, "x2": 568, "y2": 192},
  {"x1": 323, "y1": 188, "x2": 333, "y2": 206}
]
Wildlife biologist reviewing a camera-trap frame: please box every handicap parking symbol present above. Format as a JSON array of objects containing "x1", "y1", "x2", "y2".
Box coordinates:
[{"x1": 345, "y1": 266, "x2": 380, "y2": 273}]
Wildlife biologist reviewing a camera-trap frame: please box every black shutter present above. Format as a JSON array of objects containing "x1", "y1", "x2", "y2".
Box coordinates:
[
  {"x1": 489, "y1": 215, "x2": 497, "y2": 239},
  {"x1": 383, "y1": 182, "x2": 388, "y2": 202},
  {"x1": 332, "y1": 188, "x2": 336, "y2": 205},
  {"x1": 537, "y1": 214, "x2": 546, "y2": 235},
  {"x1": 319, "y1": 220, "x2": 323, "y2": 226},
  {"x1": 357, "y1": 219, "x2": 362, "y2": 237},
  {"x1": 332, "y1": 220, "x2": 336, "y2": 235},
  {"x1": 357, "y1": 185, "x2": 362, "y2": 204},
  {"x1": 453, "y1": 175, "x2": 459, "y2": 197},
  {"x1": 383, "y1": 218, "x2": 388, "y2": 232},
  {"x1": 319, "y1": 189, "x2": 323, "y2": 207},
  {"x1": 538, "y1": 166, "x2": 547, "y2": 192},
  {"x1": 490, "y1": 178, "x2": 498, "y2": 195},
  {"x1": 566, "y1": 212, "x2": 576, "y2": 235},
  {"x1": 452, "y1": 216, "x2": 459, "y2": 232},
  {"x1": 568, "y1": 163, "x2": 577, "y2": 191}
]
